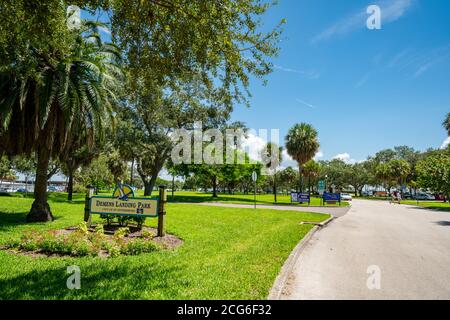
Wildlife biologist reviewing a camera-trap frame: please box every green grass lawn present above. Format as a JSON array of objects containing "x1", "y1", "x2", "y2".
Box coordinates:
[
  {"x1": 155, "y1": 191, "x2": 348, "y2": 207},
  {"x1": 0, "y1": 194, "x2": 329, "y2": 300},
  {"x1": 400, "y1": 200, "x2": 450, "y2": 211}
]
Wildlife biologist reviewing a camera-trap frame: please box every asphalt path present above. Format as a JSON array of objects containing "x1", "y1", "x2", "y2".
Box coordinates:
[{"x1": 280, "y1": 199, "x2": 450, "y2": 300}]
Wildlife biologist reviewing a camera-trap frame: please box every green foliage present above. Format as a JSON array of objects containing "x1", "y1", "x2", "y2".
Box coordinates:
[
  {"x1": 444, "y1": 112, "x2": 450, "y2": 136},
  {"x1": 114, "y1": 227, "x2": 130, "y2": 239},
  {"x1": 285, "y1": 123, "x2": 320, "y2": 167},
  {"x1": 94, "y1": 224, "x2": 104, "y2": 235},
  {"x1": 416, "y1": 150, "x2": 450, "y2": 196},
  {"x1": 320, "y1": 159, "x2": 350, "y2": 191},
  {"x1": 106, "y1": 149, "x2": 128, "y2": 183},
  {"x1": 0, "y1": 156, "x2": 15, "y2": 181},
  {"x1": 76, "y1": 221, "x2": 89, "y2": 235},
  {"x1": 119, "y1": 239, "x2": 159, "y2": 256},
  {"x1": 78, "y1": 155, "x2": 114, "y2": 190}
]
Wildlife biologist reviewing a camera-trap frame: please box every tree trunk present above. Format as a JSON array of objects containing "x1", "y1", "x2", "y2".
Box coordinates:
[
  {"x1": 144, "y1": 175, "x2": 158, "y2": 197},
  {"x1": 172, "y1": 175, "x2": 175, "y2": 200},
  {"x1": 308, "y1": 176, "x2": 311, "y2": 194},
  {"x1": 298, "y1": 164, "x2": 303, "y2": 193},
  {"x1": 27, "y1": 146, "x2": 53, "y2": 222},
  {"x1": 67, "y1": 169, "x2": 74, "y2": 201},
  {"x1": 130, "y1": 158, "x2": 135, "y2": 185},
  {"x1": 212, "y1": 175, "x2": 218, "y2": 198}
]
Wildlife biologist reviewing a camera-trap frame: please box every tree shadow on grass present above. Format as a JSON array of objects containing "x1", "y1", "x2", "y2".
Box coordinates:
[
  {"x1": 0, "y1": 211, "x2": 29, "y2": 230},
  {"x1": 169, "y1": 194, "x2": 275, "y2": 204},
  {"x1": 0, "y1": 211, "x2": 62, "y2": 232},
  {"x1": 0, "y1": 261, "x2": 185, "y2": 299}
]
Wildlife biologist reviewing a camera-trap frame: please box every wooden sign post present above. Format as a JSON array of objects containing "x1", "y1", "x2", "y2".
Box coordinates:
[
  {"x1": 157, "y1": 185, "x2": 167, "y2": 237},
  {"x1": 84, "y1": 185, "x2": 95, "y2": 225}
]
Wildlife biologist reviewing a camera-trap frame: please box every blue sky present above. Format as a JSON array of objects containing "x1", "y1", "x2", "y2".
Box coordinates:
[{"x1": 231, "y1": 0, "x2": 450, "y2": 165}]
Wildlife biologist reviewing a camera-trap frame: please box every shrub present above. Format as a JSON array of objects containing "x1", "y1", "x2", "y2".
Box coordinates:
[
  {"x1": 142, "y1": 229, "x2": 153, "y2": 238},
  {"x1": 76, "y1": 221, "x2": 89, "y2": 235},
  {"x1": 94, "y1": 224, "x2": 104, "y2": 235},
  {"x1": 114, "y1": 227, "x2": 130, "y2": 239},
  {"x1": 120, "y1": 239, "x2": 159, "y2": 255},
  {"x1": 8, "y1": 228, "x2": 160, "y2": 258}
]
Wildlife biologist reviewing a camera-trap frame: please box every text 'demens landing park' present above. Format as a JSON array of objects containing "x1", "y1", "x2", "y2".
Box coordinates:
[{"x1": 0, "y1": 0, "x2": 450, "y2": 308}]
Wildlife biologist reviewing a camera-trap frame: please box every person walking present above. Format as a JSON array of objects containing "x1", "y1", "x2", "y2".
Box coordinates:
[
  {"x1": 390, "y1": 191, "x2": 397, "y2": 204},
  {"x1": 397, "y1": 191, "x2": 402, "y2": 204}
]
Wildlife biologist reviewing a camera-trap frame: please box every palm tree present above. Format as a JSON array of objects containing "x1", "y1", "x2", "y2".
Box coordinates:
[
  {"x1": 387, "y1": 159, "x2": 411, "y2": 196},
  {"x1": 0, "y1": 22, "x2": 122, "y2": 221},
  {"x1": 444, "y1": 112, "x2": 450, "y2": 136},
  {"x1": 303, "y1": 159, "x2": 321, "y2": 193},
  {"x1": 260, "y1": 142, "x2": 283, "y2": 203},
  {"x1": 375, "y1": 163, "x2": 394, "y2": 196},
  {"x1": 285, "y1": 123, "x2": 320, "y2": 192}
]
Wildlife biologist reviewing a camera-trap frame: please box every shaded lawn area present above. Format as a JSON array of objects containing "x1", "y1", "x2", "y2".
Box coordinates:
[{"x1": 0, "y1": 196, "x2": 329, "y2": 300}]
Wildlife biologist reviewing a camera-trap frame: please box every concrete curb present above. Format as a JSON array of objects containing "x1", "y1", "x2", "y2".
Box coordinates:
[
  {"x1": 267, "y1": 216, "x2": 335, "y2": 300},
  {"x1": 300, "y1": 216, "x2": 335, "y2": 227}
]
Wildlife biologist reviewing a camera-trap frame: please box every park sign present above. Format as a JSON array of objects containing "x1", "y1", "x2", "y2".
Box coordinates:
[
  {"x1": 323, "y1": 192, "x2": 341, "y2": 206},
  {"x1": 84, "y1": 184, "x2": 168, "y2": 237},
  {"x1": 90, "y1": 197, "x2": 158, "y2": 217},
  {"x1": 89, "y1": 184, "x2": 158, "y2": 217},
  {"x1": 291, "y1": 192, "x2": 311, "y2": 205}
]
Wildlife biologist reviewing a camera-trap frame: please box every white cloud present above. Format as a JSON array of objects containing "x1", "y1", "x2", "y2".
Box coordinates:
[
  {"x1": 279, "y1": 150, "x2": 324, "y2": 170},
  {"x1": 240, "y1": 132, "x2": 267, "y2": 162},
  {"x1": 274, "y1": 65, "x2": 321, "y2": 79},
  {"x1": 387, "y1": 45, "x2": 450, "y2": 78},
  {"x1": 312, "y1": 0, "x2": 413, "y2": 43},
  {"x1": 296, "y1": 98, "x2": 317, "y2": 109},
  {"x1": 441, "y1": 137, "x2": 450, "y2": 150},
  {"x1": 314, "y1": 151, "x2": 324, "y2": 161},
  {"x1": 333, "y1": 152, "x2": 356, "y2": 164},
  {"x1": 280, "y1": 150, "x2": 296, "y2": 169}
]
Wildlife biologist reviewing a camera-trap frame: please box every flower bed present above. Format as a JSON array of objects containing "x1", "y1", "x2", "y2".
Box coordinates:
[{"x1": 6, "y1": 222, "x2": 182, "y2": 258}]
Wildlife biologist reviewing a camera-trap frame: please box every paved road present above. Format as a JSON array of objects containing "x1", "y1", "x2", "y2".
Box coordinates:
[
  {"x1": 179, "y1": 202, "x2": 351, "y2": 217},
  {"x1": 280, "y1": 199, "x2": 450, "y2": 300}
]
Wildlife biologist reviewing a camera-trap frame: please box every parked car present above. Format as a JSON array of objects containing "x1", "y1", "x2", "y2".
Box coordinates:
[
  {"x1": 403, "y1": 192, "x2": 413, "y2": 199},
  {"x1": 16, "y1": 188, "x2": 28, "y2": 193},
  {"x1": 341, "y1": 193, "x2": 353, "y2": 201},
  {"x1": 434, "y1": 194, "x2": 446, "y2": 201},
  {"x1": 414, "y1": 193, "x2": 435, "y2": 200},
  {"x1": 47, "y1": 186, "x2": 58, "y2": 192},
  {"x1": 0, "y1": 187, "x2": 14, "y2": 193}
]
